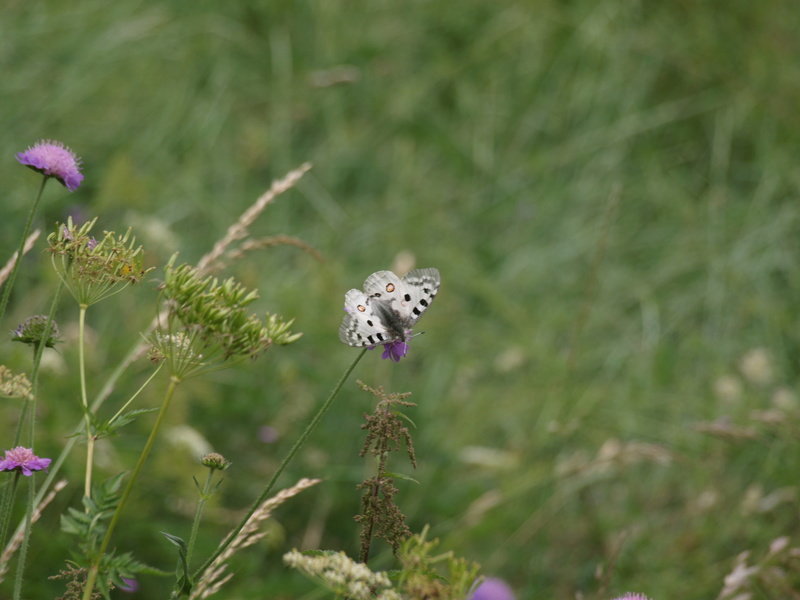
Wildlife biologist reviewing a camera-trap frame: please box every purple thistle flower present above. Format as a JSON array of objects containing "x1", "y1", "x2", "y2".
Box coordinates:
[
  {"x1": 0, "y1": 446, "x2": 52, "y2": 476},
  {"x1": 16, "y1": 139, "x2": 84, "y2": 191},
  {"x1": 469, "y1": 578, "x2": 515, "y2": 600}
]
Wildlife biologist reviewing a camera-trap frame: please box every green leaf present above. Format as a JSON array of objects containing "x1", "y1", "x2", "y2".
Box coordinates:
[
  {"x1": 385, "y1": 471, "x2": 420, "y2": 484},
  {"x1": 394, "y1": 410, "x2": 418, "y2": 429},
  {"x1": 162, "y1": 531, "x2": 193, "y2": 597},
  {"x1": 106, "y1": 407, "x2": 160, "y2": 432}
]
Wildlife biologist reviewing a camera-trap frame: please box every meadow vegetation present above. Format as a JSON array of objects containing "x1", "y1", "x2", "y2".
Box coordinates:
[{"x1": 1, "y1": 1, "x2": 800, "y2": 598}]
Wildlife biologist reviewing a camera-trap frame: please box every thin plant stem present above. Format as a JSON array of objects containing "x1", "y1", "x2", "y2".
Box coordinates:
[
  {"x1": 108, "y1": 362, "x2": 164, "y2": 425},
  {"x1": 6, "y1": 183, "x2": 59, "y2": 449},
  {"x1": 11, "y1": 472, "x2": 34, "y2": 600},
  {"x1": 0, "y1": 176, "x2": 47, "y2": 324},
  {"x1": 188, "y1": 348, "x2": 367, "y2": 593},
  {"x1": 0, "y1": 472, "x2": 21, "y2": 560},
  {"x1": 82, "y1": 375, "x2": 182, "y2": 600},
  {"x1": 78, "y1": 304, "x2": 95, "y2": 504},
  {"x1": 29, "y1": 279, "x2": 65, "y2": 411},
  {"x1": 186, "y1": 468, "x2": 217, "y2": 570},
  {"x1": 10, "y1": 401, "x2": 31, "y2": 449}
]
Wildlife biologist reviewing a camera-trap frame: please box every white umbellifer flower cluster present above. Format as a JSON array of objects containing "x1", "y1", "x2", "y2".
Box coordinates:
[
  {"x1": 148, "y1": 331, "x2": 202, "y2": 365},
  {"x1": 283, "y1": 549, "x2": 400, "y2": 600},
  {"x1": 157, "y1": 332, "x2": 193, "y2": 352}
]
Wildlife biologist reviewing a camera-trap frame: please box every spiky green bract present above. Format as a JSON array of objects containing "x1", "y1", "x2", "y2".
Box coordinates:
[
  {"x1": 152, "y1": 254, "x2": 301, "y2": 379},
  {"x1": 11, "y1": 315, "x2": 63, "y2": 349},
  {"x1": 47, "y1": 217, "x2": 152, "y2": 307}
]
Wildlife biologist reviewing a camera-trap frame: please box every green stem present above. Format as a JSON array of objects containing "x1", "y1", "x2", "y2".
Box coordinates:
[
  {"x1": 7, "y1": 181, "x2": 59, "y2": 450},
  {"x1": 108, "y1": 363, "x2": 164, "y2": 426},
  {"x1": 78, "y1": 304, "x2": 95, "y2": 505},
  {"x1": 82, "y1": 376, "x2": 182, "y2": 600},
  {"x1": 0, "y1": 175, "x2": 48, "y2": 324},
  {"x1": 188, "y1": 348, "x2": 367, "y2": 594},
  {"x1": 0, "y1": 472, "x2": 21, "y2": 558},
  {"x1": 29, "y1": 280, "x2": 64, "y2": 418},
  {"x1": 186, "y1": 468, "x2": 217, "y2": 570},
  {"x1": 11, "y1": 472, "x2": 35, "y2": 600},
  {"x1": 10, "y1": 402, "x2": 30, "y2": 449}
]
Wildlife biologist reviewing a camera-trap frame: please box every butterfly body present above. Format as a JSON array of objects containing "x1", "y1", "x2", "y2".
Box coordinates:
[{"x1": 339, "y1": 268, "x2": 441, "y2": 347}]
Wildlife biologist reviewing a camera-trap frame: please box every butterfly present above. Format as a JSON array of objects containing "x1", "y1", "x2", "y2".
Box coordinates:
[{"x1": 339, "y1": 268, "x2": 441, "y2": 348}]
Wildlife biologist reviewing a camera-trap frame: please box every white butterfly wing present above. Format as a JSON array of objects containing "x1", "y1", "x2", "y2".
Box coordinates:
[
  {"x1": 339, "y1": 288, "x2": 394, "y2": 347},
  {"x1": 362, "y1": 270, "x2": 403, "y2": 298},
  {"x1": 363, "y1": 269, "x2": 440, "y2": 325},
  {"x1": 399, "y1": 268, "x2": 441, "y2": 326}
]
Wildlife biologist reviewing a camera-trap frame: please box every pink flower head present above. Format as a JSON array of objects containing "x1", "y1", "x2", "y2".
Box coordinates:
[
  {"x1": 469, "y1": 578, "x2": 515, "y2": 600},
  {"x1": 0, "y1": 446, "x2": 52, "y2": 476},
  {"x1": 16, "y1": 140, "x2": 83, "y2": 191},
  {"x1": 611, "y1": 594, "x2": 653, "y2": 600}
]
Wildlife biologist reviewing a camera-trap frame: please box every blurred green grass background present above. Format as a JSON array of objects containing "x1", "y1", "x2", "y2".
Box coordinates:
[{"x1": 2, "y1": 1, "x2": 800, "y2": 598}]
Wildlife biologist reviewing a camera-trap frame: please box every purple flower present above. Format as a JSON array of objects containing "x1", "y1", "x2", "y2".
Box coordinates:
[
  {"x1": 469, "y1": 578, "x2": 515, "y2": 600},
  {"x1": 610, "y1": 595, "x2": 652, "y2": 600},
  {"x1": 118, "y1": 578, "x2": 139, "y2": 592},
  {"x1": 0, "y1": 446, "x2": 52, "y2": 476},
  {"x1": 380, "y1": 339, "x2": 410, "y2": 363},
  {"x1": 16, "y1": 140, "x2": 83, "y2": 191}
]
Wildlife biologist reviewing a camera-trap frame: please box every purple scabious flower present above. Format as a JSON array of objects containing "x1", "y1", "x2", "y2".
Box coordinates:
[
  {"x1": 0, "y1": 446, "x2": 52, "y2": 476},
  {"x1": 380, "y1": 339, "x2": 410, "y2": 363},
  {"x1": 469, "y1": 578, "x2": 515, "y2": 600},
  {"x1": 16, "y1": 140, "x2": 84, "y2": 191}
]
